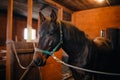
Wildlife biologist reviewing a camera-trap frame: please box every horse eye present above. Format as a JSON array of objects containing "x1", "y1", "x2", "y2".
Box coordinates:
[
  {"x1": 49, "y1": 30, "x2": 54, "y2": 35},
  {"x1": 39, "y1": 33, "x2": 42, "y2": 37}
]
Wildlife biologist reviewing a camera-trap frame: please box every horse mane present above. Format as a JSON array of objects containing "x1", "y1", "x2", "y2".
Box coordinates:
[
  {"x1": 61, "y1": 21, "x2": 112, "y2": 49},
  {"x1": 61, "y1": 21, "x2": 88, "y2": 44},
  {"x1": 60, "y1": 21, "x2": 112, "y2": 56}
]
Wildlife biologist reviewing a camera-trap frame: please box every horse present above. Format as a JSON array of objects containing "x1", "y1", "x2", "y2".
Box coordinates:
[{"x1": 33, "y1": 10, "x2": 120, "y2": 80}]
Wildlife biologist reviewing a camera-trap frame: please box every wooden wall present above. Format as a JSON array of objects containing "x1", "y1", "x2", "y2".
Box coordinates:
[
  {"x1": 40, "y1": 49, "x2": 62, "y2": 80},
  {"x1": 0, "y1": 10, "x2": 62, "y2": 80},
  {"x1": 12, "y1": 42, "x2": 41, "y2": 80},
  {"x1": 0, "y1": 11, "x2": 38, "y2": 43},
  {"x1": 72, "y1": 5, "x2": 120, "y2": 39},
  {"x1": 0, "y1": 11, "x2": 7, "y2": 46},
  {"x1": 13, "y1": 15, "x2": 38, "y2": 41}
]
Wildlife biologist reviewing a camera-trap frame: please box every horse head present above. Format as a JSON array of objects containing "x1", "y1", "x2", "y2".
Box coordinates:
[{"x1": 33, "y1": 10, "x2": 62, "y2": 66}]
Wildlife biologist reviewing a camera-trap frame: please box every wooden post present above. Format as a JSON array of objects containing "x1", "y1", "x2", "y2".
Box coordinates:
[
  {"x1": 27, "y1": 0, "x2": 33, "y2": 42},
  {"x1": 6, "y1": 0, "x2": 13, "y2": 80},
  {"x1": 58, "y1": 8, "x2": 63, "y2": 20},
  {"x1": 37, "y1": 11, "x2": 40, "y2": 42}
]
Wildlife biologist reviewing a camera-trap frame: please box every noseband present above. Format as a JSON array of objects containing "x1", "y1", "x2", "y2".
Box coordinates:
[{"x1": 35, "y1": 21, "x2": 63, "y2": 55}]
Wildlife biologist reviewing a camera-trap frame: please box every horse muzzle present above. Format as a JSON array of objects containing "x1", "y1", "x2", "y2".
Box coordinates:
[{"x1": 33, "y1": 52, "x2": 47, "y2": 66}]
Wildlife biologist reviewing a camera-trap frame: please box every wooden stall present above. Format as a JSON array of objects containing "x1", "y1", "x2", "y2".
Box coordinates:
[
  {"x1": 0, "y1": 0, "x2": 120, "y2": 80},
  {"x1": 72, "y1": 6, "x2": 120, "y2": 39},
  {"x1": 0, "y1": 0, "x2": 69, "y2": 80},
  {"x1": 11, "y1": 41, "x2": 40, "y2": 80},
  {"x1": 5, "y1": 0, "x2": 39, "y2": 80}
]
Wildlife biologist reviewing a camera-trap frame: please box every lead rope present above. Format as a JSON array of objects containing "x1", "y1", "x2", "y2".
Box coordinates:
[
  {"x1": 6, "y1": 40, "x2": 36, "y2": 80},
  {"x1": 51, "y1": 54, "x2": 120, "y2": 76},
  {"x1": 8, "y1": 40, "x2": 35, "y2": 69}
]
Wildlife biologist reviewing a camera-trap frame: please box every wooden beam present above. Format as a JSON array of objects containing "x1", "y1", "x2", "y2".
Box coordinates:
[
  {"x1": 58, "y1": 8, "x2": 63, "y2": 20},
  {"x1": 27, "y1": 0, "x2": 33, "y2": 42},
  {"x1": 45, "y1": 0, "x2": 73, "y2": 13},
  {"x1": 37, "y1": 11, "x2": 40, "y2": 40},
  {"x1": 6, "y1": 0, "x2": 13, "y2": 80}
]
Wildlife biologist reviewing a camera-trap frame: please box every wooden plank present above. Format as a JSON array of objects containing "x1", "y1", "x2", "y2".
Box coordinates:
[
  {"x1": 6, "y1": 0, "x2": 13, "y2": 80},
  {"x1": 37, "y1": 10, "x2": 40, "y2": 39},
  {"x1": 45, "y1": 0, "x2": 73, "y2": 14},
  {"x1": 27, "y1": 0, "x2": 33, "y2": 42},
  {"x1": 40, "y1": 49, "x2": 62, "y2": 80},
  {"x1": 58, "y1": 8, "x2": 63, "y2": 20}
]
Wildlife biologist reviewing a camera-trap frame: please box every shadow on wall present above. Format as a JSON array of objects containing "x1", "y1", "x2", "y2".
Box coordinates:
[{"x1": 106, "y1": 28, "x2": 120, "y2": 54}]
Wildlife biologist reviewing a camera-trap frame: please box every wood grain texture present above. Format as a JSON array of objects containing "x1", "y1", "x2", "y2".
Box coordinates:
[
  {"x1": 72, "y1": 6, "x2": 120, "y2": 39},
  {"x1": 40, "y1": 49, "x2": 62, "y2": 80}
]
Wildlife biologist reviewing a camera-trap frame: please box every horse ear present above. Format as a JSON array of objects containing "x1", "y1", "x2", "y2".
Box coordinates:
[
  {"x1": 50, "y1": 10, "x2": 57, "y2": 22},
  {"x1": 39, "y1": 11, "x2": 46, "y2": 24}
]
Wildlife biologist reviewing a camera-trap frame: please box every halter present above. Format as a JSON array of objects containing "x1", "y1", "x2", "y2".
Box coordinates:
[{"x1": 35, "y1": 21, "x2": 63, "y2": 55}]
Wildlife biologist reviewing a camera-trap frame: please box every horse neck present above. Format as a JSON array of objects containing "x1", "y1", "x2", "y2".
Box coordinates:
[{"x1": 61, "y1": 22, "x2": 88, "y2": 58}]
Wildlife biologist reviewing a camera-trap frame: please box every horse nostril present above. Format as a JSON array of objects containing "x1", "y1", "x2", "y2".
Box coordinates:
[{"x1": 34, "y1": 58, "x2": 42, "y2": 66}]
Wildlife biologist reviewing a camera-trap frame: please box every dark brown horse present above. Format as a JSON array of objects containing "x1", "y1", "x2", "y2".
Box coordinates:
[{"x1": 33, "y1": 10, "x2": 120, "y2": 80}]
